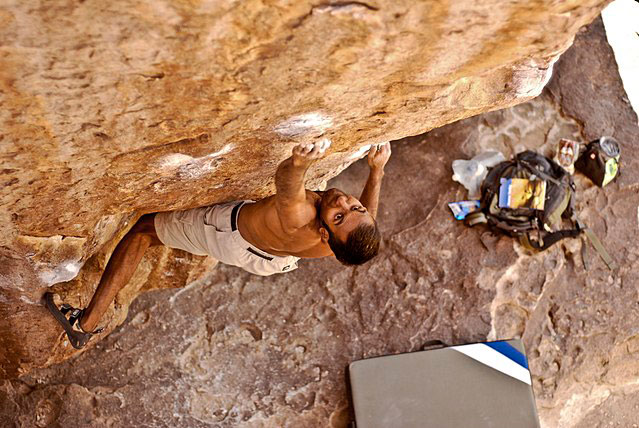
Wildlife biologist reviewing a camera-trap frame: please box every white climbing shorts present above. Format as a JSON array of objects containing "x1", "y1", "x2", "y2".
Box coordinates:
[{"x1": 154, "y1": 201, "x2": 299, "y2": 276}]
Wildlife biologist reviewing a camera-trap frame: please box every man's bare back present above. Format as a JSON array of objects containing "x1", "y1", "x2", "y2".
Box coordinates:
[{"x1": 238, "y1": 191, "x2": 329, "y2": 258}]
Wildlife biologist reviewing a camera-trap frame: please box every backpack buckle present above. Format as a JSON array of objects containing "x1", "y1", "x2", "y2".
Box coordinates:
[{"x1": 465, "y1": 212, "x2": 487, "y2": 227}]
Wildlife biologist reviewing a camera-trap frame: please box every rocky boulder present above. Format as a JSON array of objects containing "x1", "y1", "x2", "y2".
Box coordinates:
[
  {"x1": 1, "y1": 15, "x2": 638, "y2": 428},
  {"x1": 0, "y1": 0, "x2": 609, "y2": 378}
]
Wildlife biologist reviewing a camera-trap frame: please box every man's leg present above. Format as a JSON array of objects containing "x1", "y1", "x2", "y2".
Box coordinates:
[{"x1": 79, "y1": 214, "x2": 163, "y2": 332}]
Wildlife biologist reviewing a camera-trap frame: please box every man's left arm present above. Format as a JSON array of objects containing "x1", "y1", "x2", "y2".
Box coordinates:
[{"x1": 360, "y1": 142, "x2": 391, "y2": 219}]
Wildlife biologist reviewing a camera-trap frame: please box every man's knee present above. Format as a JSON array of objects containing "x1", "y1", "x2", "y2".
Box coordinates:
[
  {"x1": 130, "y1": 214, "x2": 162, "y2": 246},
  {"x1": 134, "y1": 213, "x2": 155, "y2": 229}
]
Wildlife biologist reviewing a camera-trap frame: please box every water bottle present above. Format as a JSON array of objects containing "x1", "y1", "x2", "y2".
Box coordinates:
[{"x1": 452, "y1": 151, "x2": 505, "y2": 198}]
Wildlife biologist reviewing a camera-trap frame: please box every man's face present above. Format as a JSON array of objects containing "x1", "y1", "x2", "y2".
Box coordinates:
[{"x1": 319, "y1": 188, "x2": 374, "y2": 242}]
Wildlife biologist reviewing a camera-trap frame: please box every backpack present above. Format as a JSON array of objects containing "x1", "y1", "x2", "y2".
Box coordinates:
[{"x1": 465, "y1": 151, "x2": 617, "y2": 270}]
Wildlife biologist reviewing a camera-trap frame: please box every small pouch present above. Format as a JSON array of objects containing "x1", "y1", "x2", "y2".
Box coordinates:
[
  {"x1": 575, "y1": 136, "x2": 620, "y2": 187},
  {"x1": 554, "y1": 138, "x2": 580, "y2": 174}
]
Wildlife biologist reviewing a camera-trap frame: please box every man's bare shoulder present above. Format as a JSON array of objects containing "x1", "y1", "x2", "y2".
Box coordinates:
[
  {"x1": 253, "y1": 190, "x2": 315, "y2": 207},
  {"x1": 304, "y1": 189, "x2": 322, "y2": 206},
  {"x1": 248, "y1": 191, "x2": 320, "y2": 227}
]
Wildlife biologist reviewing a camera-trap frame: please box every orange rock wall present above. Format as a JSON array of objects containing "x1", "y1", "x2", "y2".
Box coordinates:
[{"x1": 0, "y1": 0, "x2": 609, "y2": 378}]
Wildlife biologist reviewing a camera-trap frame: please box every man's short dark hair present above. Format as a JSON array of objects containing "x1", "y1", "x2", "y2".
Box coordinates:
[{"x1": 326, "y1": 221, "x2": 381, "y2": 266}]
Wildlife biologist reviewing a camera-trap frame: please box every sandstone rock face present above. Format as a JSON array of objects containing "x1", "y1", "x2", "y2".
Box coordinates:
[
  {"x1": 0, "y1": 0, "x2": 610, "y2": 379},
  {"x1": 2, "y1": 17, "x2": 638, "y2": 428}
]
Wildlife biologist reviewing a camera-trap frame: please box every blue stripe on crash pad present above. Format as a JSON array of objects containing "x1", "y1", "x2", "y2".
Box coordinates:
[
  {"x1": 451, "y1": 343, "x2": 532, "y2": 385},
  {"x1": 485, "y1": 341, "x2": 528, "y2": 369}
]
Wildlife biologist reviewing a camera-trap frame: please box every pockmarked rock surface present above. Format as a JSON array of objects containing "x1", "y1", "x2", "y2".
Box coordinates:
[
  {"x1": 0, "y1": 0, "x2": 610, "y2": 377},
  {"x1": 1, "y1": 18, "x2": 638, "y2": 428}
]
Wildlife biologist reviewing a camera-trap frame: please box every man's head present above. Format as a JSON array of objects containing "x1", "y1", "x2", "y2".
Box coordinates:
[{"x1": 318, "y1": 188, "x2": 381, "y2": 265}]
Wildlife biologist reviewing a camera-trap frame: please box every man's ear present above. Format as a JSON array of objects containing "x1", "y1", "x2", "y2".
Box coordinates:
[{"x1": 319, "y1": 226, "x2": 329, "y2": 243}]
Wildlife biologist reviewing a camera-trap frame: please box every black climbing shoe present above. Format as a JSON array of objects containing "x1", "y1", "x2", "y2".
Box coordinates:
[{"x1": 43, "y1": 292, "x2": 102, "y2": 349}]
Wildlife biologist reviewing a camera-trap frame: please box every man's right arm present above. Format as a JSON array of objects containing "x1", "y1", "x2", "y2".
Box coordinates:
[
  {"x1": 359, "y1": 142, "x2": 391, "y2": 219},
  {"x1": 274, "y1": 140, "x2": 331, "y2": 231}
]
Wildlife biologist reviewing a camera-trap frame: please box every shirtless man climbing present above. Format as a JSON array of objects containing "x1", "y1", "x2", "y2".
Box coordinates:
[{"x1": 45, "y1": 140, "x2": 391, "y2": 348}]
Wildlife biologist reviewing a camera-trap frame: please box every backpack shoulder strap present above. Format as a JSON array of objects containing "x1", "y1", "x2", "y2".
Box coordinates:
[
  {"x1": 577, "y1": 220, "x2": 618, "y2": 271},
  {"x1": 520, "y1": 229, "x2": 582, "y2": 251}
]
